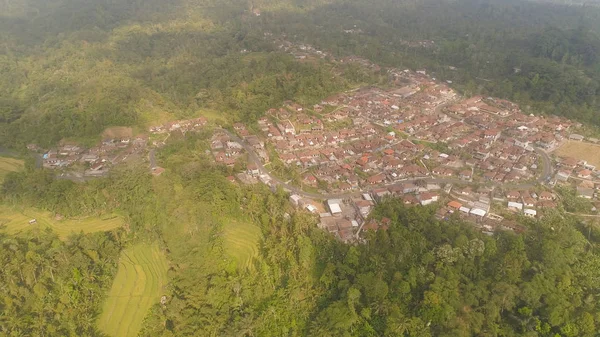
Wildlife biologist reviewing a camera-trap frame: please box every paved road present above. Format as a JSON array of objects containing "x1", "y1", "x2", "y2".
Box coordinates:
[
  {"x1": 220, "y1": 126, "x2": 552, "y2": 200},
  {"x1": 534, "y1": 147, "x2": 553, "y2": 183}
]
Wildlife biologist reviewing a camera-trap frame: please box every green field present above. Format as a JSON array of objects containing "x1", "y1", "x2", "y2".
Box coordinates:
[
  {"x1": 0, "y1": 157, "x2": 24, "y2": 182},
  {"x1": 222, "y1": 219, "x2": 262, "y2": 270},
  {"x1": 0, "y1": 205, "x2": 123, "y2": 238},
  {"x1": 98, "y1": 243, "x2": 169, "y2": 337}
]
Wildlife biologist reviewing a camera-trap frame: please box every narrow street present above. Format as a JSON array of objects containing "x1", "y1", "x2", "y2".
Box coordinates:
[{"x1": 220, "y1": 128, "x2": 553, "y2": 200}]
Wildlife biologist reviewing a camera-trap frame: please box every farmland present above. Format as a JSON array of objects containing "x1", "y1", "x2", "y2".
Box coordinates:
[
  {"x1": 0, "y1": 205, "x2": 123, "y2": 238},
  {"x1": 554, "y1": 140, "x2": 600, "y2": 168},
  {"x1": 97, "y1": 243, "x2": 169, "y2": 337},
  {"x1": 222, "y1": 219, "x2": 262, "y2": 270},
  {"x1": 0, "y1": 157, "x2": 24, "y2": 182}
]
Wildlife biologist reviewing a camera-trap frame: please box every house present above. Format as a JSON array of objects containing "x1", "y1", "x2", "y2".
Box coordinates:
[
  {"x1": 470, "y1": 208, "x2": 486, "y2": 217},
  {"x1": 339, "y1": 182, "x2": 352, "y2": 191},
  {"x1": 355, "y1": 200, "x2": 374, "y2": 216},
  {"x1": 569, "y1": 134, "x2": 584, "y2": 141},
  {"x1": 366, "y1": 173, "x2": 386, "y2": 185},
  {"x1": 402, "y1": 195, "x2": 419, "y2": 205},
  {"x1": 289, "y1": 194, "x2": 302, "y2": 207},
  {"x1": 508, "y1": 201, "x2": 524, "y2": 212},
  {"x1": 561, "y1": 157, "x2": 578, "y2": 169},
  {"x1": 483, "y1": 129, "x2": 501, "y2": 141},
  {"x1": 399, "y1": 183, "x2": 419, "y2": 194},
  {"x1": 524, "y1": 209, "x2": 537, "y2": 218},
  {"x1": 522, "y1": 197, "x2": 536, "y2": 208},
  {"x1": 539, "y1": 191, "x2": 554, "y2": 201},
  {"x1": 556, "y1": 170, "x2": 571, "y2": 182},
  {"x1": 577, "y1": 169, "x2": 593, "y2": 179},
  {"x1": 151, "y1": 167, "x2": 165, "y2": 176},
  {"x1": 577, "y1": 187, "x2": 594, "y2": 199},
  {"x1": 327, "y1": 199, "x2": 343, "y2": 215},
  {"x1": 303, "y1": 174, "x2": 317, "y2": 186},
  {"x1": 459, "y1": 170, "x2": 472, "y2": 180},
  {"x1": 459, "y1": 206, "x2": 471, "y2": 214},
  {"x1": 419, "y1": 192, "x2": 439, "y2": 206},
  {"x1": 247, "y1": 163, "x2": 260, "y2": 176},
  {"x1": 90, "y1": 162, "x2": 104, "y2": 172},
  {"x1": 506, "y1": 191, "x2": 520, "y2": 200},
  {"x1": 372, "y1": 188, "x2": 391, "y2": 200},
  {"x1": 447, "y1": 201, "x2": 462, "y2": 209}
]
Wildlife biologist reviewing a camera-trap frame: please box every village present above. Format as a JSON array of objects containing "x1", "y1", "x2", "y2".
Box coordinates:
[
  {"x1": 27, "y1": 39, "x2": 600, "y2": 243},
  {"x1": 210, "y1": 38, "x2": 600, "y2": 242},
  {"x1": 30, "y1": 117, "x2": 208, "y2": 179}
]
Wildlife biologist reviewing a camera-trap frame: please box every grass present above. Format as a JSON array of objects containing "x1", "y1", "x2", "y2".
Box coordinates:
[
  {"x1": 0, "y1": 205, "x2": 123, "y2": 239},
  {"x1": 222, "y1": 219, "x2": 262, "y2": 270},
  {"x1": 98, "y1": 243, "x2": 168, "y2": 337},
  {"x1": 0, "y1": 157, "x2": 24, "y2": 183},
  {"x1": 197, "y1": 108, "x2": 226, "y2": 123},
  {"x1": 554, "y1": 140, "x2": 600, "y2": 168}
]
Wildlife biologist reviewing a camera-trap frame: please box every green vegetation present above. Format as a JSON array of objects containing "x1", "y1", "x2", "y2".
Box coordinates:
[
  {"x1": 0, "y1": 230, "x2": 121, "y2": 335},
  {"x1": 0, "y1": 157, "x2": 24, "y2": 182},
  {"x1": 3, "y1": 129, "x2": 600, "y2": 336},
  {"x1": 4, "y1": 0, "x2": 600, "y2": 336},
  {"x1": 0, "y1": 204, "x2": 123, "y2": 238},
  {"x1": 259, "y1": 0, "x2": 600, "y2": 127},
  {"x1": 222, "y1": 219, "x2": 262, "y2": 270},
  {"x1": 98, "y1": 243, "x2": 168, "y2": 337}
]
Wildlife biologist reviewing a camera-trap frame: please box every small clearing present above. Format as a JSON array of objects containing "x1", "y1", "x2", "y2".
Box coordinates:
[
  {"x1": 554, "y1": 141, "x2": 600, "y2": 168},
  {"x1": 102, "y1": 126, "x2": 133, "y2": 139}
]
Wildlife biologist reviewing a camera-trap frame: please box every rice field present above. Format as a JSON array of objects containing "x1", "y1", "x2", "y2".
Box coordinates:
[
  {"x1": 0, "y1": 157, "x2": 24, "y2": 182},
  {"x1": 97, "y1": 243, "x2": 169, "y2": 337},
  {"x1": 222, "y1": 219, "x2": 262, "y2": 270},
  {"x1": 0, "y1": 205, "x2": 123, "y2": 239}
]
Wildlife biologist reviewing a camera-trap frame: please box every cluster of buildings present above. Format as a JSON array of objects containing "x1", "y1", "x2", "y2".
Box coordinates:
[
  {"x1": 217, "y1": 38, "x2": 598, "y2": 241},
  {"x1": 248, "y1": 71, "x2": 578, "y2": 193},
  {"x1": 210, "y1": 130, "x2": 248, "y2": 168},
  {"x1": 38, "y1": 136, "x2": 148, "y2": 177},
  {"x1": 148, "y1": 117, "x2": 208, "y2": 134}
]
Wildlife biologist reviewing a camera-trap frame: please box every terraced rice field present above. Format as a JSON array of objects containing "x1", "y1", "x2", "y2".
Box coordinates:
[
  {"x1": 0, "y1": 157, "x2": 24, "y2": 182},
  {"x1": 222, "y1": 219, "x2": 262, "y2": 270},
  {"x1": 98, "y1": 244, "x2": 168, "y2": 337},
  {"x1": 0, "y1": 205, "x2": 123, "y2": 238}
]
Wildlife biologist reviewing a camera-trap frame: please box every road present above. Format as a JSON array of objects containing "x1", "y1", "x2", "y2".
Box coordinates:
[
  {"x1": 220, "y1": 127, "x2": 555, "y2": 201},
  {"x1": 149, "y1": 149, "x2": 157, "y2": 169},
  {"x1": 534, "y1": 147, "x2": 553, "y2": 183}
]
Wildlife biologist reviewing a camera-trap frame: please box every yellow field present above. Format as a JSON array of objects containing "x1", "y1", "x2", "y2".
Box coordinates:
[
  {"x1": 554, "y1": 141, "x2": 600, "y2": 167},
  {"x1": 222, "y1": 219, "x2": 262, "y2": 270},
  {"x1": 98, "y1": 243, "x2": 169, "y2": 337},
  {"x1": 0, "y1": 157, "x2": 24, "y2": 182},
  {"x1": 0, "y1": 205, "x2": 123, "y2": 239}
]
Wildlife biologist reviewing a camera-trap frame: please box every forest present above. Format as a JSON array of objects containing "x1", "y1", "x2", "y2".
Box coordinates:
[
  {"x1": 2, "y1": 0, "x2": 600, "y2": 148},
  {"x1": 3, "y1": 0, "x2": 600, "y2": 336}
]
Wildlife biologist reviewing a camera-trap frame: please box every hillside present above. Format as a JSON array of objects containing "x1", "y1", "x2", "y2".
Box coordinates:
[
  {"x1": 2, "y1": 0, "x2": 600, "y2": 149},
  {"x1": 3, "y1": 1, "x2": 600, "y2": 336}
]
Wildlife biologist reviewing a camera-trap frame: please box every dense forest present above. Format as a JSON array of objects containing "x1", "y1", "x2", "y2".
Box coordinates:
[
  {"x1": 0, "y1": 230, "x2": 122, "y2": 336},
  {"x1": 4, "y1": 0, "x2": 600, "y2": 336}
]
